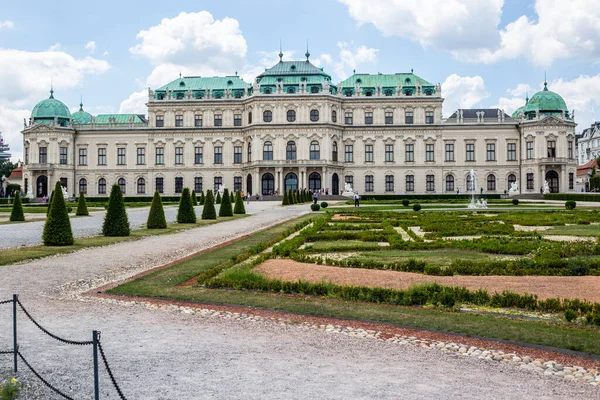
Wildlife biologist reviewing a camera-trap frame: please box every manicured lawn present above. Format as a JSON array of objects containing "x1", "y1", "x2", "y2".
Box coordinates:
[
  {"x1": 544, "y1": 224, "x2": 600, "y2": 236},
  {"x1": 307, "y1": 240, "x2": 383, "y2": 250},
  {"x1": 355, "y1": 249, "x2": 519, "y2": 265}
]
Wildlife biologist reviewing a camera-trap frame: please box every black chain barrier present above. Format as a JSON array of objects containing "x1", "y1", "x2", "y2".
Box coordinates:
[
  {"x1": 17, "y1": 351, "x2": 76, "y2": 400},
  {"x1": 0, "y1": 299, "x2": 12, "y2": 305},
  {"x1": 0, "y1": 350, "x2": 13, "y2": 354},
  {"x1": 98, "y1": 340, "x2": 127, "y2": 400},
  {"x1": 16, "y1": 299, "x2": 93, "y2": 346}
]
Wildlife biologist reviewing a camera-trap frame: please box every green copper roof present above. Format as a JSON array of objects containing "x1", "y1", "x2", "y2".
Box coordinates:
[
  {"x1": 511, "y1": 105, "x2": 525, "y2": 118},
  {"x1": 257, "y1": 61, "x2": 330, "y2": 79},
  {"x1": 524, "y1": 82, "x2": 568, "y2": 114},
  {"x1": 71, "y1": 102, "x2": 92, "y2": 124},
  {"x1": 93, "y1": 114, "x2": 146, "y2": 124},
  {"x1": 338, "y1": 73, "x2": 435, "y2": 88},
  {"x1": 155, "y1": 76, "x2": 250, "y2": 92},
  {"x1": 31, "y1": 89, "x2": 71, "y2": 121}
]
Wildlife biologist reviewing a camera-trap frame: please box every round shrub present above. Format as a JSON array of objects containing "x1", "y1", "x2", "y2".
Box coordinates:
[
  {"x1": 565, "y1": 200, "x2": 576, "y2": 210},
  {"x1": 434, "y1": 289, "x2": 456, "y2": 308},
  {"x1": 564, "y1": 309, "x2": 577, "y2": 322},
  {"x1": 402, "y1": 199, "x2": 410, "y2": 207},
  {"x1": 202, "y1": 190, "x2": 217, "y2": 220},
  {"x1": 412, "y1": 203, "x2": 421, "y2": 212},
  {"x1": 233, "y1": 191, "x2": 246, "y2": 214},
  {"x1": 218, "y1": 188, "x2": 234, "y2": 217},
  {"x1": 9, "y1": 192, "x2": 24, "y2": 221},
  {"x1": 177, "y1": 188, "x2": 197, "y2": 223},
  {"x1": 512, "y1": 198, "x2": 519, "y2": 206},
  {"x1": 310, "y1": 203, "x2": 321, "y2": 212},
  {"x1": 320, "y1": 201, "x2": 328, "y2": 208},
  {"x1": 43, "y1": 182, "x2": 74, "y2": 245},
  {"x1": 424, "y1": 265, "x2": 441, "y2": 276},
  {"x1": 76, "y1": 192, "x2": 89, "y2": 216},
  {"x1": 147, "y1": 191, "x2": 167, "y2": 229}
]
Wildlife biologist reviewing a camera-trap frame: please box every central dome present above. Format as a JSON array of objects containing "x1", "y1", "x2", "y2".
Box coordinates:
[
  {"x1": 31, "y1": 89, "x2": 71, "y2": 126},
  {"x1": 71, "y1": 102, "x2": 92, "y2": 124},
  {"x1": 523, "y1": 82, "x2": 568, "y2": 116}
]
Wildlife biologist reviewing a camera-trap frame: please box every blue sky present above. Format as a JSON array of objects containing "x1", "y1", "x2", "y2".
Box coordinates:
[{"x1": 1, "y1": 0, "x2": 599, "y2": 161}]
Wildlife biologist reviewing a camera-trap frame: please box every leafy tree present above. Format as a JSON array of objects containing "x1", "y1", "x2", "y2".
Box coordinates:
[
  {"x1": 202, "y1": 190, "x2": 217, "y2": 219},
  {"x1": 43, "y1": 181, "x2": 74, "y2": 245},
  {"x1": 102, "y1": 184, "x2": 130, "y2": 236},
  {"x1": 219, "y1": 188, "x2": 234, "y2": 217},
  {"x1": 591, "y1": 175, "x2": 600, "y2": 191},
  {"x1": 216, "y1": 191, "x2": 222, "y2": 204},
  {"x1": 75, "y1": 192, "x2": 89, "y2": 216},
  {"x1": 191, "y1": 190, "x2": 198, "y2": 206},
  {"x1": 233, "y1": 191, "x2": 246, "y2": 214},
  {"x1": 177, "y1": 187, "x2": 197, "y2": 223},
  {"x1": 9, "y1": 191, "x2": 24, "y2": 221},
  {"x1": 0, "y1": 159, "x2": 16, "y2": 180},
  {"x1": 147, "y1": 191, "x2": 167, "y2": 229},
  {"x1": 282, "y1": 190, "x2": 289, "y2": 205}
]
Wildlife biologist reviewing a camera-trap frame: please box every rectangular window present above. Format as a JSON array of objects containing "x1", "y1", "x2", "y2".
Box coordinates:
[
  {"x1": 425, "y1": 111, "x2": 434, "y2": 124},
  {"x1": 486, "y1": 143, "x2": 496, "y2": 161},
  {"x1": 175, "y1": 177, "x2": 183, "y2": 193},
  {"x1": 345, "y1": 175, "x2": 353, "y2": 189},
  {"x1": 156, "y1": 177, "x2": 164, "y2": 194},
  {"x1": 385, "y1": 112, "x2": 393, "y2": 124},
  {"x1": 568, "y1": 141, "x2": 573, "y2": 159},
  {"x1": 194, "y1": 147, "x2": 203, "y2": 164},
  {"x1": 345, "y1": 112, "x2": 353, "y2": 125},
  {"x1": 507, "y1": 143, "x2": 517, "y2": 161},
  {"x1": 365, "y1": 175, "x2": 374, "y2": 192},
  {"x1": 405, "y1": 144, "x2": 414, "y2": 162},
  {"x1": 385, "y1": 144, "x2": 394, "y2": 162},
  {"x1": 155, "y1": 147, "x2": 164, "y2": 165},
  {"x1": 58, "y1": 147, "x2": 66, "y2": 165},
  {"x1": 385, "y1": 175, "x2": 394, "y2": 192},
  {"x1": 527, "y1": 141, "x2": 534, "y2": 159},
  {"x1": 234, "y1": 176, "x2": 242, "y2": 193},
  {"x1": 365, "y1": 144, "x2": 374, "y2": 162},
  {"x1": 406, "y1": 175, "x2": 414, "y2": 192},
  {"x1": 569, "y1": 173, "x2": 574, "y2": 190},
  {"x1": 345, "y1": 145, "x2": 353, "y2": 162},
  {"x1": 155, "y1": 115, "x2": 164, "y2": 127},
  {"x1": 247, "y1": 144, "x2": 252, "y2": 162},
  {"x1": 466, "y1": 143, "x2": 475, "y2": 161},
  {"x1": 527, "y1": 173, "x2": 534, "y2": 190},
  {"x1": 547, "y1": 140, "x2": 556, "y2": 158},
  {"x1": 98, "y1": 148, "x2": 106, "y2": 165},
  {"x1": 405, "y1": 111, "x2": 413, "y2": 124},
  {"x1": 214, "y1": 177, "x2": 222, "y2": 193},
  {"x1": 25, "y1": 148, "x2": 29, "y2": 164},
  {"x1": 214, "y1": 147, "x2": 223, "y2": 164},
  {"x1": 175, "y1": 115, "x2": 183, "y2": 127},
  {"x1": 117, "y1": 148, "x2": 126, "y2": 165},
  {"x1": 175, "y1": 147, "x2": 184, "y2": 165},
  {"x1": 137, "y1": 147, "x2": 145, "y2": 165},
  {"x1": 426, "y1": 174, "x2": 435, "y2": 191},
  {"x1": 234, "y1": 146, "x2": 242, "y2": 164},
  {"x1": 234, "y1": 114, "x2": 242, "y2": 127},
  {"x1": 426, "y1": 144, "x2": 435, "y2": 162},
  {"x1": 364, "y1": 112, "x2": 373, "y2": 125},
  {"x1": 445, "y1": 143, "x2": 454, "y2": 161},
  {"x1": 194, "y1": 177, "x2": 203, "y2": 193},
  {"x1": 79, "y1": 148, "x2": 87, "y2": 165},
  {"x1": 194, "y1": 114, "x2": 203, "y2": 127},
  {"x1": 214, "y1": 114, "x2": 222, "y2": 127}
]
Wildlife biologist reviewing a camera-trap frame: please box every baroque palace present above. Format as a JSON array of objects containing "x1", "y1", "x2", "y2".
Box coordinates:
[{"x1": 21, "y1": 51, "x2": 577, "y2": 198}]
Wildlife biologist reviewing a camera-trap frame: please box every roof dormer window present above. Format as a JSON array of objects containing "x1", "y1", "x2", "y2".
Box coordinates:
[
  {"x1": 227, "y1": 80, "x2": 233, "y2": 85},
  {"x1": 264, "y1": 88, "x2": 272, "y2": 94},
  {"x1": 365, "y1": 90, "x2": 373, "y2": 96},
  {"x1": 301, "y1": 77, "x2": 307, "y2": 82},
  {"x1": 405, "y1": 78, "x2": 411, "y2": 84},
  {"x1": 291, "y1": 65, "x2": 296, "y2": 71},
  {"x1": 179, "y1": 81, "x2": 185, "y2": 87},
  {"x1": 176, "y1": 93, "x2": 184, "y2": 99},
  {"x1": 356, "y1": 78, "x2": 362, "y2": 84}
]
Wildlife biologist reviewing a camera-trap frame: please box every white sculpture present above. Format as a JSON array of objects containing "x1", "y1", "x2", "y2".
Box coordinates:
[
  {"x1": 543, "y1": 180, "x2": 550, "y2": 194},
  {"x1": 322, "y1": 79, "x2": 330, "y2": 93},
  {"x1": 218, "y1": 184, "x2": 224, "y2": 194},
  {"x1": 61, "y1": 185, "x2": 69, "y2": 200},
  {"x1": 26, "y1": 182, "x2": 34, "y2": 199},
  {"x1": 508, "y1": 181, "x2": 519, "y2": 196},
  {"x1": 342, "y1": 182, "x2": 355, "y2": 197}
]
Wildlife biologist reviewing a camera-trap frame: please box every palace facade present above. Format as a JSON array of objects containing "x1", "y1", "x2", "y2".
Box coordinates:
[{"x1": 21, "y1": 53, "x2": 578, "y2": 198}]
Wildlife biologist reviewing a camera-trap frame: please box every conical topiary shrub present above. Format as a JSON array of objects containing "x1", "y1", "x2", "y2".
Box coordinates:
[
  {"x1": 46, "y1": 192, "x2": 54, "y2": 215},
  {"x1": 230, "y1": 191, "x2": 234, "y2": 203},
  {"x1": 147, "y1": 191, "x2": 167, "y2": 229},
  {"x1": 191, "y1": 190, "x2": 198, "y2": 206},
  {"x1": 43, "y1": 182, "x2": 74, "y2": 245},
  {"x1": 199, "y1": 191, "x2": 205, "y2": 205},
  {"x1": 288, "y1": 189, "x2": 295, "y2": 205},
  {"x1": 76, "y1": 192, "x2": 89, "y2": 216},
  {"x1": 216, "y1": 191, "x2": 222, "y2": 204},
  {"x1": 219, "y1": 188, "x2": 234, "y2": 217},
  {"x1": 282, "y1": 189, "x2": 289, "y2": 206},
  {"x1": 234, "y1": 191, "x2": 246, "y2": 214},
  {"x1": 102, "y1": 184, "x2": 130, "y2": 236},
  {"x1": 177, "y1": 187, "x2": 197, "y2": 223},
  {"x1": 10, "y1": 191, "x2": 24, "y2": 221},
  {"x1": 202, "y1": 190, "x2": 217, "y2": 220},
  {"x1": 293, "y1": 191, "x2": 298, "y2": 204}
]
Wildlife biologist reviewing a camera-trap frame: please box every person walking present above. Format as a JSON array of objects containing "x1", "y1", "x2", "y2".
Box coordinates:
[
  {"x1": 354, "y1": 192, "x2": 360, "y2": 207},
  {"x1": 7, "y1": 194, "x2": 10, "y2": 205},
  {"x1": 313, "y1": 190, "x2": 318, "y2": 204}
]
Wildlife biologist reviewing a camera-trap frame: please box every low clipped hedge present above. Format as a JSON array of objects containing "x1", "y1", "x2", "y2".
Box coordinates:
[
  {"x1": 0, "y1": 198, "x2": 30, "y2": 204},
  {"x1": 545, "y1": 193, "x2": 600, "y2": 202},
  {"x1": 360, "y1": 194, "x2": 503, "y2": 201},
  {"x1": 77, "y1": 196, "x2": 183, "y2": 203}
]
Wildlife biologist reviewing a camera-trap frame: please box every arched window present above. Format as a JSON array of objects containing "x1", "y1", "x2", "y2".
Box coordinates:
[
  {"x1": 287, "y1": 110, "x2": 296, "y2": 122},
  {"x1": 332, "y1": 110, "x2": 337, "y2": 123},
  {"x1": 263, "y1": 141, "x2": 273, "y2": 160},
  {"x1": 445, "y1": 175, "x2": 454, "y2": 192},
  {"x1": 262, "y1": 173, "x2": 275, "y2": 195},
  {"x1": 285, "y1": 173, "x2": 298, "y2": 191},
  {"x1": 332, "y1": 141, "x2": 338, "y2": 161},
  {"x1": 310, "y1": 109, "x2": 319, "y2": 122},
  {"x1": 310, "y1": 141, "x2": 320, "y2": 160},
  {"x1": 264, "y1": 88, "x2": 272, "y2": 94},
  {"x1": 508, "y1": 174, "x2": 517, "y2": 188},
  {"x1": 118, "y1": 178, "x2": 126, "y2": 194},
  {"x1": 137, "y1": 177, "x2": 146, "y2": 194},
  {"x1": 309, "y1": 172, "x2": 321, "y2": 190},
  {"x1": 384, "y1": 89, "x2": 393, "y2": 96},
  {"x1": 248, "y1": 112, "x2": 252, "y2": 124},
  {"x1": 311, "y1": 86, "x2": 319, "y2": 93},
  {"x1": 263, "y1": 110, "x2": 272, "y2": 122},
  {"x1": 287, "y1": 87, "x2": 295, "y2": 94},
  {"x1": 79, "y1": 178, "x2": 87, "y2": 194},
  {"x1": 487, "y1": 174, "x2": 496, "y2": 191},
  {"x1": 286, "y1": 141, "x2": 296, "y2": 160},
  {"x1": 98, "y1": 178, "x2": 106, "y2": 195}
]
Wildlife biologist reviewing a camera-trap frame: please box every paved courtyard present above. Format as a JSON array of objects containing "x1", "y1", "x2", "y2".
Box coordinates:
[{"x1": 0, "y1": 203, "x2": 598, "y2": 399}]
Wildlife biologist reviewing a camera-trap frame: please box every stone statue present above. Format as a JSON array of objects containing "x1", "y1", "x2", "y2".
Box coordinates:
[
  {"x1": 218, "y1": 184, "x2": 224, "y2": 194},
  {"x1": 252, "y1": 80, "x2": 260, "y2": 94},
  {"x1": 543, "y1": 180, "x2": 550, "y2": 194},
  {"x1": 26, "y1": 182, "x2": 34, "y2": 199},
  {"x1": 322, "y1": 79, "x2": 330, "y2": 93},
  {"x1": 508, "y1": 181, "x2": 519, "y2": 196},
  {"x1": 61, "y1": 185, "x2": 69, "y2": 200},
  {"x1": 342, "y1": 182, "x2": 354, "y2": 197}
]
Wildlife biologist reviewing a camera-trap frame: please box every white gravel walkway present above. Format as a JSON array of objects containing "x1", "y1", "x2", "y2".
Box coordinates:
[{"x1": 0, "y1": 202, "x2": 598, "y2": 399}]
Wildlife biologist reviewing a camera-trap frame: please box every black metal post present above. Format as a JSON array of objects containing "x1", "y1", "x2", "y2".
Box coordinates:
[
  {"x1": 12, "y1": 294, "x2": 17, "y2": 373},
  {"x1": 93, "y1": 330, "x2": 100, "y2": 400}
]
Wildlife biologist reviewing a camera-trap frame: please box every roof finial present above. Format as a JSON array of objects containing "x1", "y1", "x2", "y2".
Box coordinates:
[
  {"x1": 305, "y1": 39, "x2": 310, "y2": 61},
  {"x1": 50, "y1": 78, "x2": 54, "y2": 99},
  {"x1": 411, "y1": 68, "x2": 414, "y2": 73},
  {"x1": 279, "y1": 39, "x2": 283, "y2": 62},
  {"x1": 525, "y1": 91, "x2": 529, "y2": 103},
  {"x1": 79, "y1": 94, "x2": 83, "y2": 111},
  {"x1": 544, "y1": 70, "x2": 548, "y2": 90},
  {"x1": 179, "y1": 72, "x2": 182, "y2": 79}
]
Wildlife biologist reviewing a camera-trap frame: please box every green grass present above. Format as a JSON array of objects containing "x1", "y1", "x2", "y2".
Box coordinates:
[
  {"x1": 355, "y1": 249, "x2": 519, "y2": 265},
  {"x1": 0, "y1": 215, "x2": 247, "y2": 266},
  {"x1": 544, "y1": 224, "x2": 600, "y2": 236},
  {"x1": 0, "y1": 207, "x2": 49, "y2": 213},
  {"x1": 306, "y1": 240, "x2": 383, "y2": 250}
]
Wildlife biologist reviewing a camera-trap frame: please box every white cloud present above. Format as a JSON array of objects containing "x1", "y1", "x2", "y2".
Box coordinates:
[
  {"x1": 548, "y1": 75, "x2": 600, "y2": 130},
  {"x1": 493, "y1": 96, "x2": 527, "y2": 115},
  {"x1": 0, "y1": 106, "x2": 30, "y2": 162},
  {"x1": 103, "y1": 51, "x2": 109, "y2": 56},
  {"x1": 118, "y1": 90, "x2": 147, "y2": 115},
  {"x1": 441, "y1": 74, "x2": 489, "y2": 116},
  {"x1": 85, "y1": 41, "x2": 96, "y2": 52},
  {"x1": 0, "y1": 21, "x2": 14, "y2": 29},
  {"x1": 0, "y1": 49, "x2": 110, "y2": 108},
  {"x1": 48, "y1": 43, "x2": 61, "y2": 51},
  {"x1": 316, "y1": 42, "x2": 378, "y2": 80}
]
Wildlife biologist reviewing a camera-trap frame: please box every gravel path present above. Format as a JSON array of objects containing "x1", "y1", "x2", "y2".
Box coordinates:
[
  {"x1": 0, "y1": 203, "x2": 598, "y2": 399},
  {"x1": 0, "y1": 201, "x2": 276, "y2": 250}
]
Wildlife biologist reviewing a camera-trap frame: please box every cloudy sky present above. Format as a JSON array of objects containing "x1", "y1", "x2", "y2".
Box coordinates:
[{"x1": 1, "y1": 0, "x2": 600, "y2": 161}]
